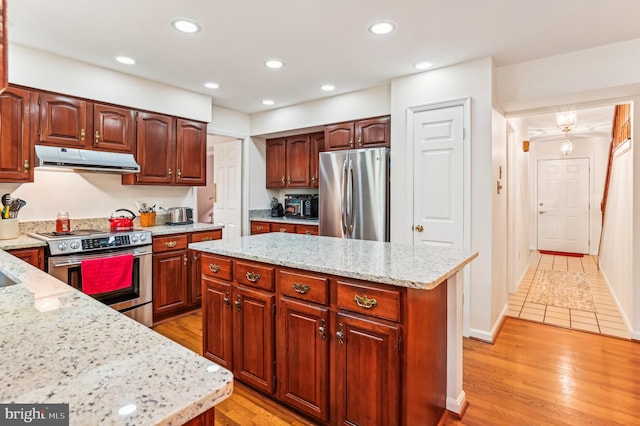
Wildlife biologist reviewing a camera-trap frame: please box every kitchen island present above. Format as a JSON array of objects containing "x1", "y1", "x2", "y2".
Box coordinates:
[
  {"x1": 190, "y1": 233, "x2": 477, "y2": 425},
  {"x1": 0, "y1": 249, "x2": 232, "y2": 425}
]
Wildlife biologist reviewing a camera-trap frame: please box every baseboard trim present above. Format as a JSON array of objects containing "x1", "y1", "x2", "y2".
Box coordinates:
[
  {"x1": 468, "y1": 305, "x2": 507, "y2": 344},
  {"x1": 446, "y1": 389, "x2": 467, "y2": 415},
  {"x1": 598, "y1": 268, "x2": 634, "y2": 335}
]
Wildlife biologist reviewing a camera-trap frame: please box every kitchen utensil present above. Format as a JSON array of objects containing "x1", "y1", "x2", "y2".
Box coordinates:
[
  {"x1": 109, "y1": 208, "x2": 136, "y2": 231},
  {"x1": 166, "y1": 207, "x2": 193, "y2": 225},
  {"x1": 2, "y1": 194, "x2": 11, "y2": 208}
]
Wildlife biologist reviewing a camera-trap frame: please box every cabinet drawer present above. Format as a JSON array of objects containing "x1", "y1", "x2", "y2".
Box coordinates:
[
  {"x1": 336, "y1": 280, "x2": 401, "y2": 322},
  {"x1": 251, "y1": 221, "x2": 271, "y2": 234},
  {"x1": 280, "y1": 269, "x2": 329, "y2": 305},
  {"x1": 153, "y1": 234, "x2": 188, "y2": 252},
  {"x1": 295, "y1": 224, "x2": 318, "y2": 236},
  {"x1": 271, "y1": 223, "x2": 296, "y2": 233},
  {"x1": 201, "y1": 254, "x2": 233, "y2": 281},
  {"x1": 235, "y1": 261, "x2": 275, "y2": 291},
  {"x1": 191, "y1": 229, "x2": 222, "y2": 242}
]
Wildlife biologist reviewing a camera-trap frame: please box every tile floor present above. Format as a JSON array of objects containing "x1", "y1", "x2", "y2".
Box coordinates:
[{"x1": 506, "y1": 251, "x2": 631, "y2": 339}]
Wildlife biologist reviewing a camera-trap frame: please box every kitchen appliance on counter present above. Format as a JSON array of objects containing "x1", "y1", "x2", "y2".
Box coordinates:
[
  {"x1": 319, "y1": 147, "x2": 390, "y2": 241},
  {"x1": 108, "y1": 208, "x2": 136, "y2": 231},
  {"x1": 166, "y1": 207, "x2": 193, "y2": 225},
  {"x1": 284, "y1": 194, "x2": 319, "y2": 219},
  {"x1": 30, "y1": 228, "x2": 153, "y2": 326},
  {"x1": 270, "y1": 197, "x2": 284, "y2": 217},
  {"x1": 34, "y1": 145, "x2": 140, "y2": 174}
]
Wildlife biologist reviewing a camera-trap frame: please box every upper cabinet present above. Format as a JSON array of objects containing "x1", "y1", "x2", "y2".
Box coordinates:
[
  {"x1": 122, "y1": 113, "x2": 206, "y2": 186},
  {"x1": 93, "y1": 103, "x2": 135, "y2": 152},
  {"x1": 325, "y1": 116, "x2": 390, "y2": 151},
  {"x1": 0, "y1": 0, "x2": 7, "y2": 94},
  {"x1": 37, "y1": 93, "x2": 90, "y2": 148},
  {"x1": 0, "y1": 87, "x2": 33, "y2": 182},
  {"x1": 266, "y1": 133, "x2": 320, "y2": 189}
]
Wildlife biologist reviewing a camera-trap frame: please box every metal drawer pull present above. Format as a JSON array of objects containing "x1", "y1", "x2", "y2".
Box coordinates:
[
  {"x1": 279, "y1": 228, "x2": 287, "y2": 232},
  {"x1": 164, "y1": 241, "x2": 177, "y2": 248},
  {"x1": 293, "y1": 282, "x2": 311, "y2": 294},
  {"x1": 246, "y1": 272, "x2": 261, "y2": 282},
  {"x1": 336, "y1": 323, "x2": 344, "y2": 345},
  {"x1": 201, "y1": 236, "x2": 213, "y2": 241},
  {"x1": 234, "y1": 295, "x2": 242, "y2": 311},
  {"x1": 256, "y1": 225, "x2": 263, "y2": 231},
  {"x1": 354, "y1": 295, "x2": 378, "y2": 309},
  {"x1": 318, "y1": 319, "x2": 326, "y2": 340},
  {"x1": 223, "y1": 292, "x2": 230, "y2": 307},
  {"x1": 208, "y1": 264, "x2": 221, "y2": 273}
]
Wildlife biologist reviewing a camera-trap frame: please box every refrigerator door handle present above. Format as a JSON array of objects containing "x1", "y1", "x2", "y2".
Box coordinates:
[
  {"x1": 347, "y1": 159, "x2": 354, "y2": 236},
  {"x1": 341, "y1": 159, "x2": 349, "y2": 235}
]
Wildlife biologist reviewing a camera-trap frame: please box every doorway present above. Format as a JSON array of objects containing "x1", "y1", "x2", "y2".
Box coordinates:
[{"x1": 536, "y1": 158, "x2": 590, "y2": 254}]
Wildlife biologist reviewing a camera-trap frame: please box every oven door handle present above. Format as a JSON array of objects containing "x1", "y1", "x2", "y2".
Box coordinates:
[{"x1": 49, "y1": 248, "x2": 151, "y2": 268}]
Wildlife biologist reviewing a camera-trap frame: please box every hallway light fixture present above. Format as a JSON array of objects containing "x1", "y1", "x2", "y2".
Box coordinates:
[{"x1": 557, "y1": 111, "x2": 577, "y2": 155}]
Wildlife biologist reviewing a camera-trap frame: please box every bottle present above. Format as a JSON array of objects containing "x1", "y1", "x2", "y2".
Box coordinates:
[{"x1": 56, "y1": 212, "x2": 70, "y2": 233}]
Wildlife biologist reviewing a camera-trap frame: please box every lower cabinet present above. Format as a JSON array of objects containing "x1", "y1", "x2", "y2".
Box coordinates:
[
  {"x1": 152, "y1": 229, "x2": 222, "y2": 323},
  {"x1": 203, "y1": 276, "x2": 233, "y2": 369},
  {"x1": 250, "y1": 220, "x2": 318, "y2": 236},
  {"x1": 7, "y1": 247, "x2": 44, "y2": 270}
]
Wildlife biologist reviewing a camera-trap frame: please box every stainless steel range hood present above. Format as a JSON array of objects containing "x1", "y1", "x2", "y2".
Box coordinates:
[{"x1": 35, "y1": 145, "x2": 140, "y2": 174}]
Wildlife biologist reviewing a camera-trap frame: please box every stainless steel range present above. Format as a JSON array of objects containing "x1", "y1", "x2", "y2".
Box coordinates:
[{"x1": 30, "y1": 229, "x2": 153, "y2": 326}]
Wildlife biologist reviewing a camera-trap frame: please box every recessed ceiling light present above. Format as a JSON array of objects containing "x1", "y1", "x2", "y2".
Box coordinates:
[
  {"x1": 264, "y1": 59, "x2": 284, "y2": 69},
  {"x1": 321, "y1": 84, "x2": 336, "y2": 91},
  {"x1": 414, "y1": 61, "x2": 432, "y2": 70},
  {"x1": 116, "y1": 56, "x2": 135, "y2": 65},
  {"x1": 172, "y1": 19, "x2": 200, "y2": 34},
  {"x1": 204, "y1": 82, "x2": 220, "y2": 89},
  {"x1": 368, "y1": 20, "x2": 396, "y2": 35},
  {"x1": 262, "y1": 99, "x2": 275, "y2": 106}
]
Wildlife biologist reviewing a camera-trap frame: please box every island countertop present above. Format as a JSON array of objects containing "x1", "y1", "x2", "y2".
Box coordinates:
[
  {"x1": 0, "y1": 249, "x2": 233, "y2": 425},
  {"x1": 190, "y1": 233, "x2": 477, "y2": 290}
]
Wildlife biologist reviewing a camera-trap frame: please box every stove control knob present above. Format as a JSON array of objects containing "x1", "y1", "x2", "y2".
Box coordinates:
[
  {"x1": 139, "y1": 234, "x2": 147, "y2": 242},
  {"x1": 131, "y1": 234, "x2": 139, "y2": 243},
  {"x1": 57, "y1": 242, "x2": 68, "y2": 251},
  {"x1": 70, "y1": 240, "x2": 80, "y2": 250}
]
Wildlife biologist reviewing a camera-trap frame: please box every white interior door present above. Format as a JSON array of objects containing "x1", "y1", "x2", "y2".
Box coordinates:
[
  {"x1": 213, "y1": 140, "x2": 242, "y2": 240},
  {"x1": 537, "y1": 158, "x2": 590, "y2": 253},
  {"x1": 413, "y1": 105, "x2": 464, "y2": 248}
]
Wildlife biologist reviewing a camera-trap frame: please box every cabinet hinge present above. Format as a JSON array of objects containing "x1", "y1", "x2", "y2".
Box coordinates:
[{"x1": 398, "y1": 336, "x2": 402, "y2": 352}]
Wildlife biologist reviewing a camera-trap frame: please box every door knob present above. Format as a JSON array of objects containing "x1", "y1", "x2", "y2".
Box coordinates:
[
  {"x1": 539, "y1": 210, "x2": 547, "y2": 215},
  {"x1": 415, "y1": 225, "x2": 424, "y2": 232}
]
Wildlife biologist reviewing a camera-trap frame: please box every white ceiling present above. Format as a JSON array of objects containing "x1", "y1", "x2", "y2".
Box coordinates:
[
  {"x1": 525, "y1": 105, "x2": 615, "y2": 143},
  {"x1": 8, "y1": 0, "x2": 640, "y2": 115}
]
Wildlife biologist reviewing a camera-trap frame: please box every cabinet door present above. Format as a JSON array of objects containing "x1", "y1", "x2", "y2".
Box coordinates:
[
  {"x1": 176, "y1": 119, "x2": 206, "y2": 185},
  {"x1": 38, "y1": 93, "x2": 90, "y2": 148},
  {"x1": 266, "y1": 138, "x2": 286, "y2": 188},
  {"x1": 270, "y1": 223, "x2": 296, "y2": 234},
  {"x1": 0, "y1": 0, "x2": 7, "y2": 94},
  {"x1": 134, "y1": 112, "x2": 175, "y2": 184},
  {"x1": 233, "y1": 285, "x2": 275, "y2": 394},
  {"x1": 152, "y1": 249, "x2": 188, "y2": 320},
  {"x1": 355, "y1": 116, "x2": 390, "y2": 148},
  {"x1": 277, "y1": 298, "x2": 329, "y2": 422},
  {"x1": 285, "y1": 135, "x2": 309, "y2": 187},
  {"x1": 202, "y1": 276, "x2": 233, "y2": 369},
  {"x1": 189, "y1": 249, "x2": 203, "y2": 306},
  {"x1": 93, "y1": 103, "x2": 135, "y2": 152},
  {"x1": 7, "y1": 247, "x2": 44, "y2": 270},
  {"x1": 308, "y1": 132, "x2": 324, "y2": 188},
  {"x1": 335, "y1": 313, "x2": 400, "y2": 426},
  {"x1": 295, "y1": 224, "x2": 318, "y2": 236},
  {"x1": 324, "y1": 122, "x2": 354, "y2": 151},
  {"x1": 0, "y1": 87, "x2": 33, "y2": 182}
]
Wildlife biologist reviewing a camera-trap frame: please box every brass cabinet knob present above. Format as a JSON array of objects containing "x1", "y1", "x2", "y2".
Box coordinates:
[
  {"x1": 336, "y1": 323, "x2": 344, "y2": 345},
  {"x1": 23, "y1": 160, "x2": 30, "y2": 171},
  {"x1": 234, "y1": 295, "x2": 242, "y2": 311},
  {"x1": 281, "y1": 176, "x2": 285, "y2": 184},
  {"x1": 168, "y1": 168, "x2": 173, "y2": 177},
  {"x1": 164, "y1": 241, "x2": 177, "y2": 248},
  {"x1": 177, "y1": 169, "x2": 182, "y2": 178},
  {"x1": 95, "y1": 130, "x2": 101, "y2": 143},
  {"x1": 80, "y1": 128, "x2": 86, "y2": 141},
  {"x1": 415, "y1": 225, "x2": 424, "y2": 232},
  {"x1": 208, "y1": 264, "x2": 221, "y2": 273},
  {"x1": 223, "y1": 292, "x2": 230, "y2": 307},
  {"x1": 318, "y1": 319, "x2": 326, "y2": 340}
]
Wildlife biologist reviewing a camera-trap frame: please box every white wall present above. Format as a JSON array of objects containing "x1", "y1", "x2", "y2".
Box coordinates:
[
  {"x1": 598, "y1": 140, "x2": 633, "y2": 327},
  {"x1": 528, "y1": 136, "x2": 610, "y2": 255},
  {"x1": 10, "y1": 44, "x2": 211, "y2": 122},
  {"x1": 208, "y1": 106, "x2": 251, "y2": 138},
  {"x1": 390, "y1": 57, "x2": 498, "y2": 340},
  {"x1": 507, "y1": 118, "x2": 531, "y2": 293},
  {"x1": 491, "y1": 110, "x2": 508, "y2": 324}
]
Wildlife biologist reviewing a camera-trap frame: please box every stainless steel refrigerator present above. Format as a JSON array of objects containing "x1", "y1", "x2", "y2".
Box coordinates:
[{"x1": 319, "y1": 147, "x2": 390, "y2": 241}]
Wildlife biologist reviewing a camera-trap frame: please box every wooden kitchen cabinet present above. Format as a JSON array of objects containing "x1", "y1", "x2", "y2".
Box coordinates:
[
  {"x1": 124, "y1": 113, "x2": 206, "y2": 186},
  {"x1": 285, "y1": 135, "x2": 310, "y2": 187},
  {"x1": 277, "y1": 297, "x2": 330, "y2": 422},
  {"x1": 308, "y1": 132, "x2": 324, "y2": 188},
  {"x1": 0, "y1": 87, "x2": 34, "y2": 182},
  {"x1": 189, "y1": 230, "x2": 223, "y2": 305},
  {"x1": 202, "y1": 275, "x2": 233, "y2": 369},
  {"x1": 250, "y1": 221, "x2": 271, "y2": 235},
  {"x1": 325, "y1": 115, "x2": 390, "y2": 151},
  {"x1": 271, "y1": 222, "x2": 296, "y2": 234},
  {"x1": 152, "y1": 234, "x2": 189, "y2": 322},
  {"x1": 93, "y1": 103, "x2": 135, "y2": 153},
  {"x1": 250, "y1": 220, "x2": 318, "y2": 236},
  {"x1": 335, "y1": 312, "x2": 400, "y2": 426},
  {"x1": 0, "y1": 0, "x2": 7, "y2": 95},
  {"x1": 7, "y1": 247, "x2": 44, "y2": 270},
  {"x1": 266, "y1": 132, "x2": 320, "y2": 189},
  {"x1": 37, "y1": 93, "x2": 91, "y2": 148},
  {"x1": 295, "y1": 224, "x2": 319, "y2": 236},
  {"x1": 266, "y1": 138, "x2": 286, "y2": 188}
]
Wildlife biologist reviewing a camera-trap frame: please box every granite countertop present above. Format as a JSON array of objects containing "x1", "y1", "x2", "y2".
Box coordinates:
[
  {"x1": 0, "y1": 250, "x2": 233, "y2": 425},
  {"x1": 145, "y1": 222, "x2": 225, "y2": 236},
  {"x1": 0, "y1": 234, "x2": 48, "y2": 250},
  {"x1": 190, "y1": 233, "x2": 477, "y2": 290}
]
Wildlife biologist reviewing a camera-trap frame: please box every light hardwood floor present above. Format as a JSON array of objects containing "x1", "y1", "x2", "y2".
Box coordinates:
[{"x1": 153, "y1": 310, "x2": 640, "y2": 426}]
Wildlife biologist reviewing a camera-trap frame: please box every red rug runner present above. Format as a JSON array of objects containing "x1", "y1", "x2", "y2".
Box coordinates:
[{"x1": 539, "y1": 250, "x2": 584, "y2": 257}]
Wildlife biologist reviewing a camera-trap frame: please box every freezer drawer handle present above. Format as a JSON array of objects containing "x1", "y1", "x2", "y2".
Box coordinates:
[
  {"x1": 246, "y1": 272, "x2": 261, "y2": 282},
  {"x1": 354, "y1": 295, "x2": 378, "y2": 310},
  {"x1": 292, "y1": 282, "x2": 311, "y2": 294},
  {"x1": 208, "y1": 264, "x2": 221, "y2": 273}
]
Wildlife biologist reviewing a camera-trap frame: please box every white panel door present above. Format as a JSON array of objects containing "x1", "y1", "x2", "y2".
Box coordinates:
[
  {"x1": 537, "y1": 158, "x2": 590, "y2": 253},
  {"x1": 413, "y1": 105, "x2": 464, "y2": 247},
  {"x1": 213, "y1": 140, "x2": 242, "y2": 240}
]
